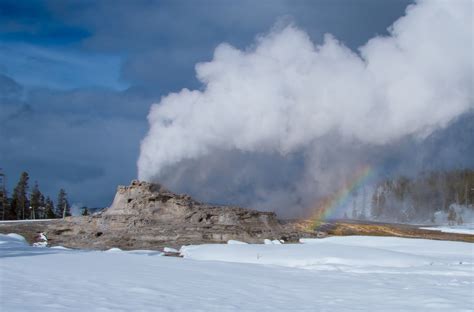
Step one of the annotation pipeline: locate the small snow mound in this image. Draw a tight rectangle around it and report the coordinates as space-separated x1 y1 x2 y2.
0 233 28 247
126 250 163 256
227 240 248 245
50 246 71 250
263 239 283 245
6 233 27 242
105 248 123 252
164 247 178 253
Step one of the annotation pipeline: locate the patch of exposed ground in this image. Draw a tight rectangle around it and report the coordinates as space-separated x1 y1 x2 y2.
288 219 474 243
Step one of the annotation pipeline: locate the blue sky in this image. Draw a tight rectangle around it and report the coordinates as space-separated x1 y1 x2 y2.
0 0 472 211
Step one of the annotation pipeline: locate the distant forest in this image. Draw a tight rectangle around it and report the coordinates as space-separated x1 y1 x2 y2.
368 169 474 224
0 171 89 220
2 169 473 223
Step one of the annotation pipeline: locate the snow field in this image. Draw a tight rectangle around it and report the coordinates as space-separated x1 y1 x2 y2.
1 234 473 311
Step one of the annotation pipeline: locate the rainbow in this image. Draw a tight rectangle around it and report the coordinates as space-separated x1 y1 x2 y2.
308 165 374 229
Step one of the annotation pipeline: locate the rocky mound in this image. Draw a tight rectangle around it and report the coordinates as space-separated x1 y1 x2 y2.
29 180 308 250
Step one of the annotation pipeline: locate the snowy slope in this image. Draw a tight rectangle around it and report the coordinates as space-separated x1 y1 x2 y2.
0 234 473 311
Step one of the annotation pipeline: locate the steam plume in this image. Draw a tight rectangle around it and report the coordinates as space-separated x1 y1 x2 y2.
138 0 473 217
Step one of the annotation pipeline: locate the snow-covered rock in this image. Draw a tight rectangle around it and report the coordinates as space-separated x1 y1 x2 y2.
263 239 283 245
227 240 248 245
163 247 178 253
105 247 123 252
33 232 48 247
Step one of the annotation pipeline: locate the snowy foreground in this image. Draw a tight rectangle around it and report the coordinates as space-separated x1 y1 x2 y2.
1 234 473 312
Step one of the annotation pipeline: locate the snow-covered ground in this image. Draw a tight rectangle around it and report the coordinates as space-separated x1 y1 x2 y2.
419 224 474 235
0 234 473 311
0 219 55 223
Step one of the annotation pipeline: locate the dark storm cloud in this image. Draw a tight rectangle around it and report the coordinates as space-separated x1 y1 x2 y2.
45 0 412 92
0 74 22 98
0 74 148 207
0 0 89 44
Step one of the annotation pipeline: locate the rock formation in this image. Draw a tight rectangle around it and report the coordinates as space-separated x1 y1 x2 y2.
16 180 309 250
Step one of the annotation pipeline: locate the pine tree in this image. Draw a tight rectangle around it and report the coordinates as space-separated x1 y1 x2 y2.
30 182 42 220
11 172 29 220
464 182 469 206
351 199 357 219
57 189 71 218
0 187 9 220
361 186 367 219
38 194 46 219
44 197 56 219
359 207 366 220
371 186 386 219
81 207 89 216
447 207 457 226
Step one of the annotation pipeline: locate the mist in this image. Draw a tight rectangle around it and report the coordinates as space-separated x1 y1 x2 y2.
138 0 473 218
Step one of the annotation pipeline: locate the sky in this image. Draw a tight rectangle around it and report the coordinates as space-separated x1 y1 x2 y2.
0 0 472 215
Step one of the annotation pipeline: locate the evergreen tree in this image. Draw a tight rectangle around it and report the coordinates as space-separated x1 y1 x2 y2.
38 194 46 219
447 207 457 226
57 189 71 218
351 200 357 219
30 181 42 220
11 172 29 219
361 186 367 219
0 187 9 220
81 207 89 216
359 208 366 220
371 187 386 219
464 182 469 206
44 197 56 219
368 169 473 222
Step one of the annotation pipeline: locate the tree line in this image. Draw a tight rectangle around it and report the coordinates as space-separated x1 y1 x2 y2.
0 171 77 220
370 169 474 223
